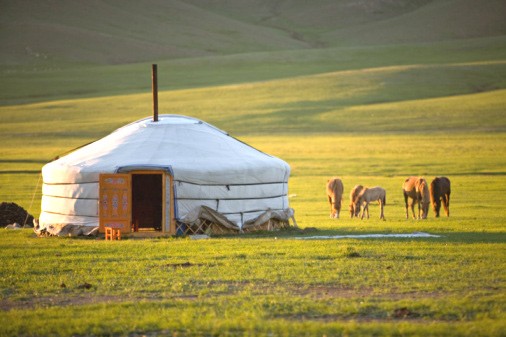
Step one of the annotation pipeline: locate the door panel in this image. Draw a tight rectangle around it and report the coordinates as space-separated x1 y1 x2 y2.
99 174 131 233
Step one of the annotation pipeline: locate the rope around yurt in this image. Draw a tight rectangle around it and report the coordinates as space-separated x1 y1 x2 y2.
23 173 42 227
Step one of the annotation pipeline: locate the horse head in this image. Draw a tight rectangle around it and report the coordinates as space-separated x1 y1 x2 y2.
353 188 367 217
417 178 430 219
330 199 340 218
350 202 361 218
349 185 364 218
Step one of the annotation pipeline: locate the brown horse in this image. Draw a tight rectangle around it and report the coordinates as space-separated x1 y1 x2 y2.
349 185 364 218
326 177 344 218
354 186 386 220
403 176 430 219
430 177 451 217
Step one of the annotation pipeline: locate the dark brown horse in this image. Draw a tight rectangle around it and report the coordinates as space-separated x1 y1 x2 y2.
349 184 364 218
429 177 451 217
326 177 344 218
403 176 430 219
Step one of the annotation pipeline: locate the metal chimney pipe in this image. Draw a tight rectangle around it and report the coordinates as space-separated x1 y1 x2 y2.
152 64 158 122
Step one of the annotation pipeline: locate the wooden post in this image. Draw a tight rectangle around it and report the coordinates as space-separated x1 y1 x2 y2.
152 64 158 122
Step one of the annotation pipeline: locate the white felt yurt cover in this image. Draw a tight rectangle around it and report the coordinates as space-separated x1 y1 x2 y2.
39 115 292 235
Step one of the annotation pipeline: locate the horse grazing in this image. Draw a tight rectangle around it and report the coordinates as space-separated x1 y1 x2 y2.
403 176 430 219
326 177 344 218
430 177 451 217
354 186 386 220
349 185 364 218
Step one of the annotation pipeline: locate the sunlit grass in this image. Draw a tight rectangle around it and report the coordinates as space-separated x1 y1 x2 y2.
0 229 505 336
1 34 505 337
1 129 505 336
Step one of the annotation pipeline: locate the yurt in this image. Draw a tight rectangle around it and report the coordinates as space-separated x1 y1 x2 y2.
37 114 295 236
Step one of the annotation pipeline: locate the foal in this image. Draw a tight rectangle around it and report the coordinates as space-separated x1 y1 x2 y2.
354 186 386 220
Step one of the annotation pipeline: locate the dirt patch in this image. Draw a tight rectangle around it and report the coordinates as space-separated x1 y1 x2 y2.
165 262 201 268
0 292 204 312
295 285 374 299
290 284 446 301
274 312 428 323
393 307 421 319
0 294 124 311
0 282 446 313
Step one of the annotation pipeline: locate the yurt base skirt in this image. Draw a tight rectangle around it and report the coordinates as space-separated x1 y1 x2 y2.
33 207 297 237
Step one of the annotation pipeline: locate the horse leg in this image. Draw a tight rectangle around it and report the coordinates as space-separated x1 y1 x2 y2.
382 195 386 220
328 196 334 218
360 202 367 220
434 199 441 217
443 193 450 217
410 202 415 219
379 200 385 220
404 192 409 219
336 200 341 219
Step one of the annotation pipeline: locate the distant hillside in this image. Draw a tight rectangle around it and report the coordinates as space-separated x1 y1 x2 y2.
1 0 505 66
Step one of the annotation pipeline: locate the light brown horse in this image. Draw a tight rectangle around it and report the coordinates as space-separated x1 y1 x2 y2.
403 176 430 219
349 185 364 218
326 177 344 218
354 186 386 220
430 177 451 217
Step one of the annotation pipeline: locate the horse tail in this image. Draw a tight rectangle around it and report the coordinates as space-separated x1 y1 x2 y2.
383 194 386 206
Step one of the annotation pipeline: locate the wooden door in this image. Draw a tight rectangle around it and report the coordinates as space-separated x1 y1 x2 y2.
99 173 131 233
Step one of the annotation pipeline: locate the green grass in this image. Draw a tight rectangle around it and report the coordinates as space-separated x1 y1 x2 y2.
1 230 505 336
1 131 505 336
2 36 506 106
2 70 506 337
1 1 506 335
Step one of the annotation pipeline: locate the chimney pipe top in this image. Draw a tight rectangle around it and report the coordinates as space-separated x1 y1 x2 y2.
152 64 158 122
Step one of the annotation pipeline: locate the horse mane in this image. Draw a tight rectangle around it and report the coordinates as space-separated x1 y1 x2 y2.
327 177 343 192
416 178 430 203
350 185 364 202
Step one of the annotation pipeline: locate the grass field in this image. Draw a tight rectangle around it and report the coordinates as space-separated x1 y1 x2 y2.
1 131 505 336
1 1 506 336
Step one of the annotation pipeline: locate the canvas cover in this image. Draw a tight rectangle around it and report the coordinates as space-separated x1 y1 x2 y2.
39 115 291 235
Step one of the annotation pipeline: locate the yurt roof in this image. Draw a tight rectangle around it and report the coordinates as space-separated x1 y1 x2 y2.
42 114 290 185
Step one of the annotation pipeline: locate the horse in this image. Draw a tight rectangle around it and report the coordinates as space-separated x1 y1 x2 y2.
430 177 451 217
403 176 430 219
354 186 386 220
326 177 344 218
349 184 364 218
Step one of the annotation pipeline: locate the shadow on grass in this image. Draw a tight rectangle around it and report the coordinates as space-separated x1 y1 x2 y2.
215 227 506 243
27 227 506 244
0 170 41 174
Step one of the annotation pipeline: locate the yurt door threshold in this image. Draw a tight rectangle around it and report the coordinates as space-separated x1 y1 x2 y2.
99 170 173 236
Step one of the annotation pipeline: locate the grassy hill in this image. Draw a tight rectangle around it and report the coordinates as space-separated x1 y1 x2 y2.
1 2 506 336
2 0 505 66
1 0 506 105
